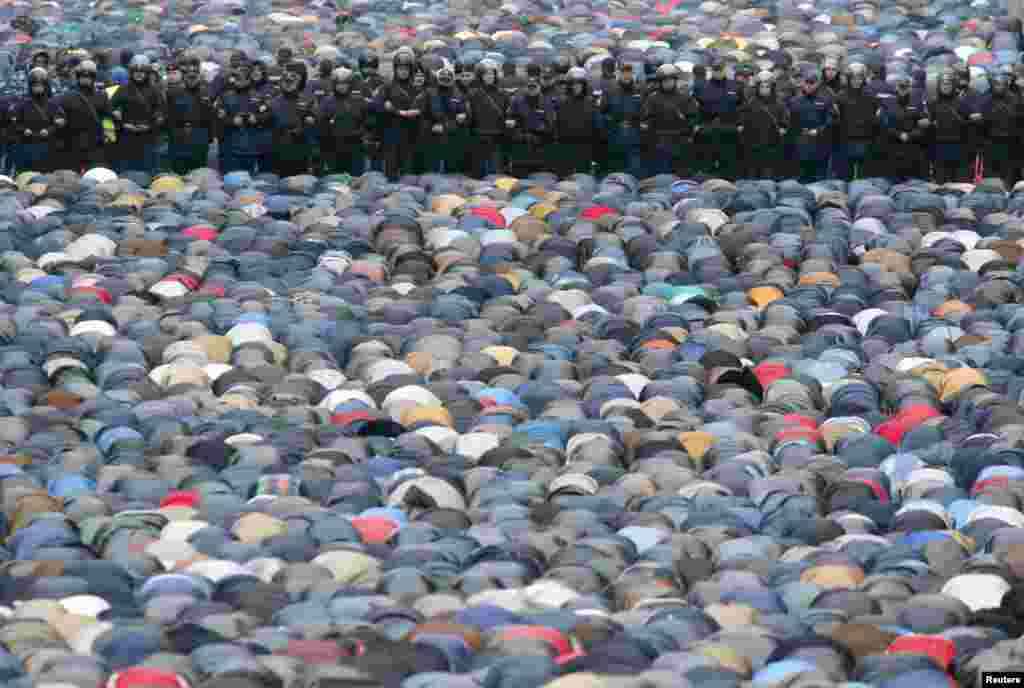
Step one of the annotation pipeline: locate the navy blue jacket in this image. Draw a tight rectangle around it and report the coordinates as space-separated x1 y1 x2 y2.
165 82 214 147
216 88 272 156
788 90 834 159
603 83 646 147
698 77 742 126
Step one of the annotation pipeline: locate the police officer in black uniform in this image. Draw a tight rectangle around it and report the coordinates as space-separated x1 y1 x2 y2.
927 70 972 183
110 55 163 174
739 71 789 179
835 63 880 180
455 56 477 95
878 72 929 182
641 63 699 177
602 61 646 179
215 60 271 174
376 48 424 179
696 55 742 178
787 66 834 183
319 67 369 176
553 66 601 177
9 67 66 172
165 51 215 175
269 61 316 177
58 59 109 172
506 63 556 177
981 65 1021 188
424 61 472 174
467 59 508 178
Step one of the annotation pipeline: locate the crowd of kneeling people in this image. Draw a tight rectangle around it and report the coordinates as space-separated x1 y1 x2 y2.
4 44 1024 185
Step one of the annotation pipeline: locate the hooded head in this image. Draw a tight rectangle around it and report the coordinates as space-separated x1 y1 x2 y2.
393 50 414 82
541 63 557 89
525 63 542 97
476 59 499 87
281 61 307 95
435 62 455 89
318 57 334 79
32 50 50 71
179 52 202 88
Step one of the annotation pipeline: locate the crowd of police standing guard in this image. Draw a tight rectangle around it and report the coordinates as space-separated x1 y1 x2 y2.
3 45 1024 186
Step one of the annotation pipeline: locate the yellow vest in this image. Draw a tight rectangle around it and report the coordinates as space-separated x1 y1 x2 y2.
103 85 118 143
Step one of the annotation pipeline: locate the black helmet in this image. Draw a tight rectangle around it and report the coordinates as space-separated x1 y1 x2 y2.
359 53 380 70
601 55 616 75
526 63 542 79
555 54 573 75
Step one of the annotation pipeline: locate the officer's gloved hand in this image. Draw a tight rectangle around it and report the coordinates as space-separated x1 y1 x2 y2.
918 118 930 127
900 132 909 142
54 117 66 128
737 125 744 133
233 115 243 127
505 119 516 128
778 128 786 136
431 123 443 134
970 112 983 121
